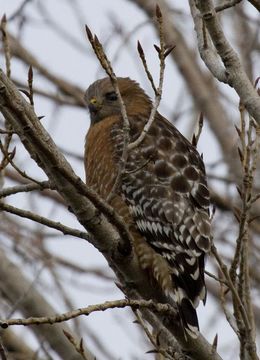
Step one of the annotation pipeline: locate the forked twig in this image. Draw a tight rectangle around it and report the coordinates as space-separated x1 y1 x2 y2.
133 310 174 360
128 5 175 151
0 140 42 185
0 202 91 242
63 331 90 360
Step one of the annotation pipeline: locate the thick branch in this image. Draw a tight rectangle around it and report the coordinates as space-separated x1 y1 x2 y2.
247 0 260 11
194 0 260 124
189 0 227 82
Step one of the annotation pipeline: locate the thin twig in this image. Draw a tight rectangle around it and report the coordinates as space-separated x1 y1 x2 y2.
230 104 246 281
0 140 42 185
0 299 174 328
7 265 45 318
211 244 256 352
205 270 227 286
63 331 90 360
0 202 90 242
215 0 243 12
219 281 239 336
0 181 51 198
8 0 32 21
14 78 80 107
137 41 157 94
228 104 259 359
0 14 11 78
134 310 174 360
128 5 170 151
28 65 34 106
0 341 7 360
0 128 14 135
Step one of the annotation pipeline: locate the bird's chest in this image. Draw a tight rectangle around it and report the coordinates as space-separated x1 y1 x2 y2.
84 118 122 199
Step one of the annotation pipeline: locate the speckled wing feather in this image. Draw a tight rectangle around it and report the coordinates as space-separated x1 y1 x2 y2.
111 112 211 335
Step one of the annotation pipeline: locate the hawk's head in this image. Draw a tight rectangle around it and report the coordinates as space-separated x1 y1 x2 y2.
84 77 152 124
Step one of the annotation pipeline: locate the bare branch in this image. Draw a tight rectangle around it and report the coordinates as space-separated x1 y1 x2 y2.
0 299 174 328
137 40 157 94
8 0 32 21
215 0 243 12
211 245 258 359
247 0 260 11
133 310 177 360
0 180 50 198
0 202 90 242
128 5 169 150
0 15 11 78
194 0 260 124
63 331 92 360
0 341 7 360
189 1 227 82
0 140 43 185
27 65 34 106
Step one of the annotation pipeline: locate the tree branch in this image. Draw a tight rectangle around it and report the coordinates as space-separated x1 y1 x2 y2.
194 0 260 124
0 180 50 198
247 0 260 11
0 202 90 241
0 299 174 327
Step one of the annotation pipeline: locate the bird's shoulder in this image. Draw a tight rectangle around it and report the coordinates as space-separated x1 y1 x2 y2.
125 114 208 198
120 112 211 239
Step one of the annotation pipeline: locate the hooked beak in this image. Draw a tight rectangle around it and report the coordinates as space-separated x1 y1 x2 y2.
88 97 102 114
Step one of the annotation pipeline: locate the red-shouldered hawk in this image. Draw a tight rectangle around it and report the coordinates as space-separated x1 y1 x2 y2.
84 77 211 338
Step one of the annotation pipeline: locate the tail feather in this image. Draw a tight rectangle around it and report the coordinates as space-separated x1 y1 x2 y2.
179 298 199 339
168 253 206 337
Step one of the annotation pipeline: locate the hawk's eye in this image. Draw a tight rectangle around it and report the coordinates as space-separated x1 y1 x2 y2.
105 91 118 101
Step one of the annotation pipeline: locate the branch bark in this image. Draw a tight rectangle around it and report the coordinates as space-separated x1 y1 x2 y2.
193 0 260 124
